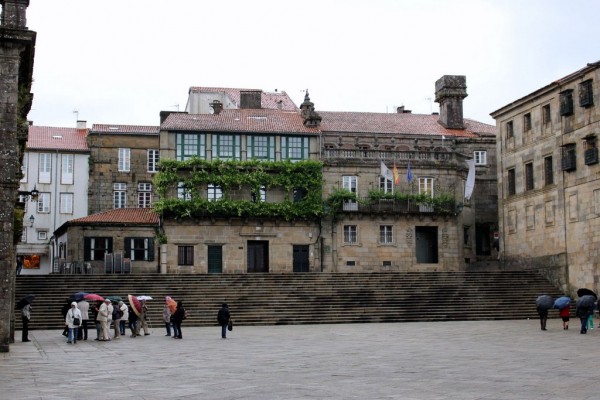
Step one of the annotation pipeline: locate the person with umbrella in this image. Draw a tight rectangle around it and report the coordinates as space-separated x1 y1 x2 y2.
217 303 231 339
554 296 571 330
77 298 90 341
135 299 150 336
17 294 34 342
536 295 553 331
576 295 596 334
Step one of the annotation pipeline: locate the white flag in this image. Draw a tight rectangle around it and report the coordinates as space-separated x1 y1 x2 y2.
380 161 393 181
464 159 476 200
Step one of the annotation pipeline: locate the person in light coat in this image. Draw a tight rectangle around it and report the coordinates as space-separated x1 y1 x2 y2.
77 299 90 341
119 301 129 336
97 298 111 341
65 302 82 344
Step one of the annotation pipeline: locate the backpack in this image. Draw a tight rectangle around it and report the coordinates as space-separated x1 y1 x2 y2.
112 306 122 320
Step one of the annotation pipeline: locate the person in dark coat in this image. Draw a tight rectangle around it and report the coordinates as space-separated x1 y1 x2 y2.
171 301 185 339
129 305 139 337
536 305 548 331
576 303 593 334
21 303 31 342
217 303 230 339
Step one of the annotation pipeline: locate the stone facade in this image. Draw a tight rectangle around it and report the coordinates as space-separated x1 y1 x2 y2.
491 61 600 294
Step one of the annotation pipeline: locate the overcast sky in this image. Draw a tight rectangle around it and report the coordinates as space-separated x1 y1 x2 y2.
22 0 600 128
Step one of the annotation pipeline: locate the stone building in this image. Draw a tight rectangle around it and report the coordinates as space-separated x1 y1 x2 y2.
17 122 90 274
491 61 600 293
0 0 36 352
87 124 160 214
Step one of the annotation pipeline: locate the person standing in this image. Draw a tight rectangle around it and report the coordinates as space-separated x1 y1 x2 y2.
577 302 592 334
171 301 185 339
118 301 128 336
98 298 111 341
77 299 90 341
217 303 230 339
138 300 150 336
560 304 570 330
112 301 121 339
21 303 31 342
536 304 548 331
65 302 82 344
129 305 138 337
163 303 172 336
16 256 23 276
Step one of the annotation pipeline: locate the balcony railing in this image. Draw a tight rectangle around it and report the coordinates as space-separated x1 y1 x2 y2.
323 149 455 162
340 197 458 215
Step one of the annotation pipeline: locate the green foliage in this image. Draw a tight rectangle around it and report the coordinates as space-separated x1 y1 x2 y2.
14 208 24 245
154 159 323 220
323 189 357 216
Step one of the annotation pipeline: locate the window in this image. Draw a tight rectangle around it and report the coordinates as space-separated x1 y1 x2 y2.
176 133 206 160
343 225 357 244
177 182 191 200
584 136 598 165
542 104 551 126
212 134 241 160
252 185 266 203
37 231 48 241
147 149 159 173
379 176 393 193
474 151 487 166
178 245 194 265
342 175 358 211
37 192 50 213
525 162 534 191
419 177 434 197
208 184 222 201
463 226 470 246
138 183 152 208
84 237 113 261
125 237 154 261
560 90 574 116
506 121 514 139
544 156 554 186
523 113 531 132
293 188 307 203
59 193 73 214
39 153 51 183
248 136 275 160
118 148 130 172
21 153 28 182
561 144 576 171
20 227 27 243
380 225 393 244
114 183 127 208
61 154 74 184
282 136 309 161
507 169 516 196
579 79 594 107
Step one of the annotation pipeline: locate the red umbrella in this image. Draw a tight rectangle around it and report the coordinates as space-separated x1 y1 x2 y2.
128 294 142 317
84 293 104 302
165 296 177 313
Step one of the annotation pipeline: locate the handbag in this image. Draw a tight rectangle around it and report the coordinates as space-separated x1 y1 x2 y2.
72 311 80 326
227 319 233 331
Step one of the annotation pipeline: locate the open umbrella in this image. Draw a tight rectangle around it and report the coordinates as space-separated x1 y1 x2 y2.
577 288 597 299
106 295 123 303
576 295 596 309
165 296 177 313
16 294 35 309
71 292 88 302
84 293 104 302
553 296 571 310
536 295 553 311
128 294 142 317
137 295 153 301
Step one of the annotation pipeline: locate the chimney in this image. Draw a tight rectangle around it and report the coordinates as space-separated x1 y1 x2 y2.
209 100 223 115
435 75 467 129
396 106 411 114
76 120 87 129
240 90 262 109
300 91 322 127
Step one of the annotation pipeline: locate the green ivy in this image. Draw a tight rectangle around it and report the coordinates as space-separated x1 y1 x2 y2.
154 159 323 220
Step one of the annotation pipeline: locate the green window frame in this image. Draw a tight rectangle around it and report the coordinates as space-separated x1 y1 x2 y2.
212 134 241 160
248 135 275 160
176 133 206 161
282 136 309 161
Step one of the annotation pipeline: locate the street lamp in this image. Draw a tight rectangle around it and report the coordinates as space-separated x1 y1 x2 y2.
18 185 39 202
28 214 35 227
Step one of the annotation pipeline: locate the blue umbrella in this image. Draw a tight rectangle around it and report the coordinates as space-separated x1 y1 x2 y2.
71 292 88 302
553 296 571 310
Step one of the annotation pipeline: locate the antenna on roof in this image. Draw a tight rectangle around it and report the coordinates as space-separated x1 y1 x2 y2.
425 97 433 114
172 104 180 111
73 109 79 121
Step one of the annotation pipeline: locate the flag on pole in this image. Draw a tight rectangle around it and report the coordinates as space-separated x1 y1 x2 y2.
406 161 413 183
393 162 400 185
464 159 476 200
380 161 393 181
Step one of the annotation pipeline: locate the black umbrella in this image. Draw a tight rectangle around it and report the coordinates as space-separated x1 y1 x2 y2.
536 295 553 310
16 294 35 310
577 288 597 299
576 295 596 309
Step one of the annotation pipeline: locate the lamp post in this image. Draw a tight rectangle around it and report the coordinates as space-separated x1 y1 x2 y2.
28 214 34 227
18 185 39 202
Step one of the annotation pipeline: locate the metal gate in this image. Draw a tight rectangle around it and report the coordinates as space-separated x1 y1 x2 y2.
207 245 223 274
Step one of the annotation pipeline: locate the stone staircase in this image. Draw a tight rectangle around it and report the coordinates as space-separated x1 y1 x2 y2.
14 271 565 330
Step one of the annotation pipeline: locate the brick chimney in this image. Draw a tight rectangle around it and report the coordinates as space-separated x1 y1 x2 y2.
240 90 262 109
435 75 467 129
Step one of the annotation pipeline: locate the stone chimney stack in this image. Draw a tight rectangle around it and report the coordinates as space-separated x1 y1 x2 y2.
209 100 223 115
434 75 467 129
300 91 322 127
76 120 87 129
0 0 30 29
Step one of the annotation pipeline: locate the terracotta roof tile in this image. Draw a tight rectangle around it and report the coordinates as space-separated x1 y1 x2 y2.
68 208 159 225
188 87 298 111
27 125 89 152
161 109 320 135
91 124 160 135
319 112 495 137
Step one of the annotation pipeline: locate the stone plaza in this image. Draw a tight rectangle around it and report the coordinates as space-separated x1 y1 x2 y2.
1 319 599 399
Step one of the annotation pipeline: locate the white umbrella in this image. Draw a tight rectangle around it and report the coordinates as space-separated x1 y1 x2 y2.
137 295 153 301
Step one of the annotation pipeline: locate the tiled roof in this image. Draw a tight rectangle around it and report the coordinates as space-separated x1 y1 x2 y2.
188 87 298 111
91 124 160 135
161 108 320 134
68 208 159 225
319 112 495 137
27 125 89 152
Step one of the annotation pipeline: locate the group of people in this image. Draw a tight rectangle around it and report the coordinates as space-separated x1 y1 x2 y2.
537 298 600 334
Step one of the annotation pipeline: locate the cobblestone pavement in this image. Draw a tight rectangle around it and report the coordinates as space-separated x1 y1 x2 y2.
1 319 600 399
